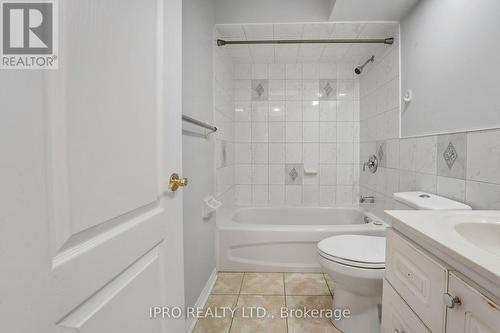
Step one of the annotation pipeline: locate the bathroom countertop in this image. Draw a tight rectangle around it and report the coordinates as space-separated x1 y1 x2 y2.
384 210 500 298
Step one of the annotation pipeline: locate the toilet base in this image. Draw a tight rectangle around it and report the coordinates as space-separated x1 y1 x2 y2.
330 286 381 333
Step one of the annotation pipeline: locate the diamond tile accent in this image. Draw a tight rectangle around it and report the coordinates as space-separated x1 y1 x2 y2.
443 142 458 169
323 83 333 97
255 83 265 97
251 79 269 101
285 164 303 185
377 144 384 162
319 79 337 101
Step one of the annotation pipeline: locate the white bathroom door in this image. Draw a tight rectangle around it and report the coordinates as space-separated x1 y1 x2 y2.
0 0 184 332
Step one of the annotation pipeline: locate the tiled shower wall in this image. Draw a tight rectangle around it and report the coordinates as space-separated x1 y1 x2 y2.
233 63 360 206
360 43 500 216
214 41 235 212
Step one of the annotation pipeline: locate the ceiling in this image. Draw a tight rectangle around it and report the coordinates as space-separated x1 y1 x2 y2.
329 0 419 21
216 22 399 64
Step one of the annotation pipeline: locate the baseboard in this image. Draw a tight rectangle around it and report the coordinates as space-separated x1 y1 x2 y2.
186 269 218 333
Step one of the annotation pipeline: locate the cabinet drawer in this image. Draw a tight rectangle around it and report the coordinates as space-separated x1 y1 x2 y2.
382 279 431 333
385 229 447 333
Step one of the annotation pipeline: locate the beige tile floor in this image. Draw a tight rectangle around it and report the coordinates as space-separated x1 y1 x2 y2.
193 272 341 333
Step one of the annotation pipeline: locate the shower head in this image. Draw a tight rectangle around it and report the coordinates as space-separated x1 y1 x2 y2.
354 55 375 75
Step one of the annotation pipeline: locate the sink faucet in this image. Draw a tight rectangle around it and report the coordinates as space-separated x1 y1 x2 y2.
360 196 375 203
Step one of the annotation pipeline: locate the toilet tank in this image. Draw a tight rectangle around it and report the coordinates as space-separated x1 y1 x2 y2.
393 192 472 210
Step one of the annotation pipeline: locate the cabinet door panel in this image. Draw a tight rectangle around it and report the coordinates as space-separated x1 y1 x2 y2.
386 229 447 333
446 273 500 333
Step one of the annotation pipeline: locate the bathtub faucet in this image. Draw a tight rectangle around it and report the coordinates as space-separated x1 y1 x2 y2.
360 196 375 203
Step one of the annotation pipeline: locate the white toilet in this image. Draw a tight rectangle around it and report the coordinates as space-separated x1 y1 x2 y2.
318 234 385 333
318 192 472 333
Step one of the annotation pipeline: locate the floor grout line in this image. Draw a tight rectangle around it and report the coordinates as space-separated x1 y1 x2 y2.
211 272 337 333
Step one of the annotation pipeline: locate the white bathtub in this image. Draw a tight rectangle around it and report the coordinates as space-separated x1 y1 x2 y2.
217 207 386 272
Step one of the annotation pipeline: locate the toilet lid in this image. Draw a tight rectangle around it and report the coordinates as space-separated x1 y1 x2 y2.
318 235 385 265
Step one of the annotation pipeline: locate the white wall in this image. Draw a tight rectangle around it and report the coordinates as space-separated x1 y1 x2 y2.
182 0 217 309
401 0 500 137
215 0 333 24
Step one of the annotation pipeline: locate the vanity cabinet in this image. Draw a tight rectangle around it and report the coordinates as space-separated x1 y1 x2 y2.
383 229 500 333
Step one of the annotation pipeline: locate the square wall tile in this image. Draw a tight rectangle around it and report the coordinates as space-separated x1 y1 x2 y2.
319 79 337 100
252 165 269 184
269 80 285 101
285 101 302 121
235 143 252 163
319 101 337 121
465 180 500 209
269 165 285 185
285 164 304 185
303 123 319 143
286 64 302 79
252 185 269 206
319 122 337 142
303 143 319 171
437 176 466 202
251 101 269 121
302 63 319 79
269 64 285 79
319 63 337 79
302 185 319 206
269 185 285 205
285 185 302 205
467 129 500 184
302 80 320 100
336 186 354 205
251 79 269 101
269 102 285 121
286 143 303 163
285 80 302 100
337 80 358 100
320 165 337 185
302 101 319 121
415 173 437 193
236 165 252 184
269 122 285 142
386 139 400 169
251 123 268 142
414 136 437 175
319 186 336 206
320 143 337 164
269 143 285 164
235 80 251 101
252 64 268 79
235 101 251 121
286 122 303 142
252 143 269 164
437 133 466 179
337 101 354 121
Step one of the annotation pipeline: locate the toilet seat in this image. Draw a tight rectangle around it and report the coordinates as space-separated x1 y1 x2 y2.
318 235 385 269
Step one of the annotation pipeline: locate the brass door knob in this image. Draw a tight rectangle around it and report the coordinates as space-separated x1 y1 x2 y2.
169 173 188 192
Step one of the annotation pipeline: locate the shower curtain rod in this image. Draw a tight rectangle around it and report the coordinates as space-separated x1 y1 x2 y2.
217 37 394 46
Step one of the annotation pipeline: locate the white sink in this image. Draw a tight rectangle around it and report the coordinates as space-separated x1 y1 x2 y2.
455 222 500 257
